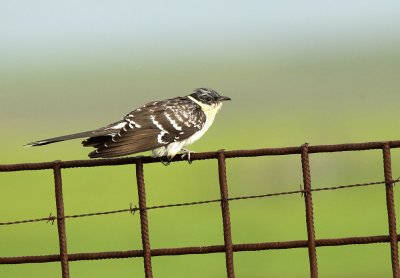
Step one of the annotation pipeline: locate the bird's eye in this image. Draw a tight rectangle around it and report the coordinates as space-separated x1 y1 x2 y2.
203 95 213 102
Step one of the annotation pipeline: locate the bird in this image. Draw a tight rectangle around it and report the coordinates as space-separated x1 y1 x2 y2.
26 88 231 162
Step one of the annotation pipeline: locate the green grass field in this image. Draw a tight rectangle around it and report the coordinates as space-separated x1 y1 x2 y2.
1 51 400 277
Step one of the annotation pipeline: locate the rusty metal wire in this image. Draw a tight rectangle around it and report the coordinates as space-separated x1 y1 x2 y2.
1 178 397 227
135 159 153 278
217 151 235 278
301 144 318 277
1 140 400 278
383 143 400 278
53 162 70 278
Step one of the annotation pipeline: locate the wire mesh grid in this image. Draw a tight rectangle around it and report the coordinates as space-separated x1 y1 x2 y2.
0 140 400 278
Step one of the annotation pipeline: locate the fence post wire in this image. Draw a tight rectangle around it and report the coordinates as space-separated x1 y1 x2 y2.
217 151 235 278
382 142 400 278
53 161 70 278
301 144 318 278
136 158 154 278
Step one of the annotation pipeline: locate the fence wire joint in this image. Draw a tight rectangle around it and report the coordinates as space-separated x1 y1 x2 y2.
300 184 305 198
130 203 138 215
46 213 56 225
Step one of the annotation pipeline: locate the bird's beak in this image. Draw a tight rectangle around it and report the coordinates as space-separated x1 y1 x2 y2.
219 96 231 101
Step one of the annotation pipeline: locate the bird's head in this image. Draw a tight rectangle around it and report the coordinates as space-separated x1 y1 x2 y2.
189 88 231 106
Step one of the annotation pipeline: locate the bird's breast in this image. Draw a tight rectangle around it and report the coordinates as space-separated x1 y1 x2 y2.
183 103 222 146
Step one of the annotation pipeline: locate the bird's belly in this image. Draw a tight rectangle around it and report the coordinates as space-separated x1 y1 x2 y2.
152 146 167 157
152 141 186 159
151 127 210 159
182 124 211 146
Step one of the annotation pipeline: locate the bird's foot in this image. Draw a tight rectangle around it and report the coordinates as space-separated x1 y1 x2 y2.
159 156 171 166
180 148 195 164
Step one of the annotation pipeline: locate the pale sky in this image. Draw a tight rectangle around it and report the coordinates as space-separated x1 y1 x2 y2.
1 0 399 55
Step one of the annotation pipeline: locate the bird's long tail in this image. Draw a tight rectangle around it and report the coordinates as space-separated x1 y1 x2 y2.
25 130 99 147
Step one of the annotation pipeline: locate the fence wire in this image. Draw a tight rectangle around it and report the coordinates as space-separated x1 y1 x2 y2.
0 140 400 278
0 178 398 227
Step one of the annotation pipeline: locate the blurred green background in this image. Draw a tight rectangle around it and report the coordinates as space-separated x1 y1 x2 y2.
1 1 400 277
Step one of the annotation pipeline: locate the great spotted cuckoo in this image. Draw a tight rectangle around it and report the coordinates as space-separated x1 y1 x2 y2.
26 88 231 163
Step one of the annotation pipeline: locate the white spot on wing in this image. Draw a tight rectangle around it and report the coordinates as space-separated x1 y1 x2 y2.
109 122 126 130
150 115 169 144
174 111 184 122
126 118 142 128
164 112 182 131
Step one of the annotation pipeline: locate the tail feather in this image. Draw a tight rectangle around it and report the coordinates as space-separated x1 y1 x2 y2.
25 130 100 147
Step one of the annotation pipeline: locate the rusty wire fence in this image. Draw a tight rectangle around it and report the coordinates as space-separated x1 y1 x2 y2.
0 140 400 278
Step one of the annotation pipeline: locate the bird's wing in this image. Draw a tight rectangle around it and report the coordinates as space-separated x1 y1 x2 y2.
88 97 206 158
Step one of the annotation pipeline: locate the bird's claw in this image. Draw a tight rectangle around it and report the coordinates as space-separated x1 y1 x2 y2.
159 157 171 166
159 149 195 165
181 149 194 164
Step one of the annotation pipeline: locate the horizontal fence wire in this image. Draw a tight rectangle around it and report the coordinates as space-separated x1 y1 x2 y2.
1 140 400 278
0 178 398 227
2 140 400 172
2 234 400 264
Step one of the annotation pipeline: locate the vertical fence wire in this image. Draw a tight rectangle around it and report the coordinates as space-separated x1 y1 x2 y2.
382 143 400 278
53 161 70 278
136 158 153 278
300 144 318 278
217 151 235 278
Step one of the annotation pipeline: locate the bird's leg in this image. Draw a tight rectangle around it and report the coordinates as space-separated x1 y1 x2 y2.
180 148 195 164
159 156 171 166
